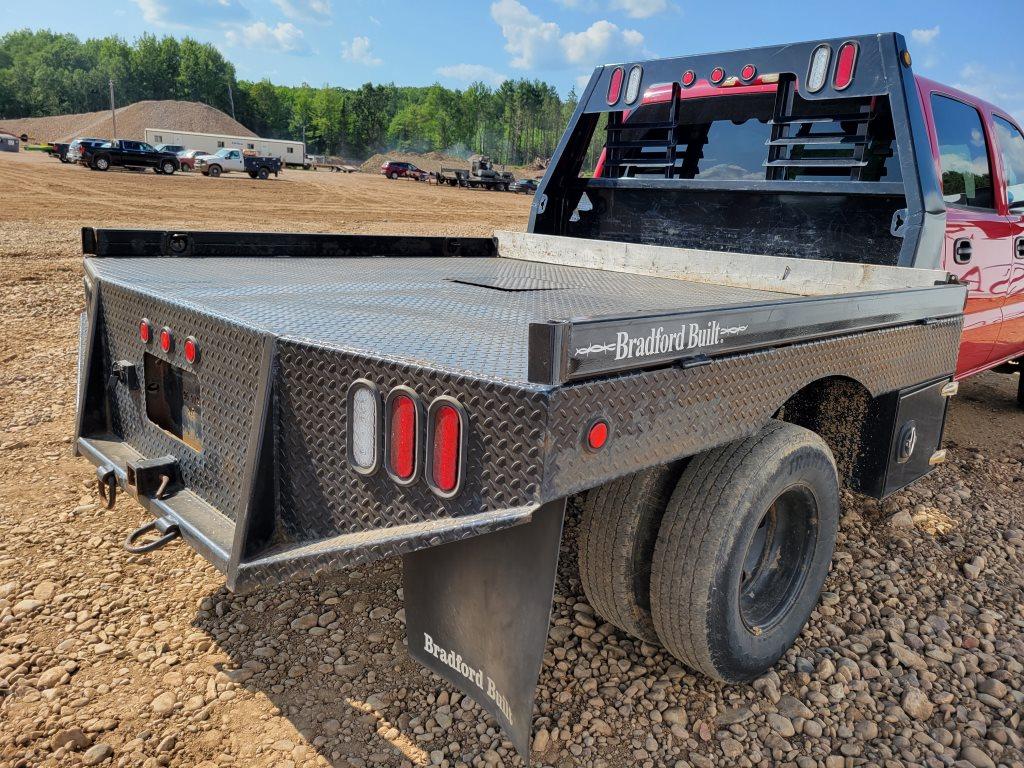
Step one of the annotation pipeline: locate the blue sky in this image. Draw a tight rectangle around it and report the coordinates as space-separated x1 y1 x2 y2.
7 0 1024 121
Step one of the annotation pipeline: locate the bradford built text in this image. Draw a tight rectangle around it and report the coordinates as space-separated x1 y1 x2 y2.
614 320 746 361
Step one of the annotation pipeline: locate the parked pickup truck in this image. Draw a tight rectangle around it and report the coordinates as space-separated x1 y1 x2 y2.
195 148 282 179
74 34 1022 758
81 140 180 174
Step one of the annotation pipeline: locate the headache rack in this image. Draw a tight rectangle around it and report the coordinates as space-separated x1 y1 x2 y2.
531 33 946 270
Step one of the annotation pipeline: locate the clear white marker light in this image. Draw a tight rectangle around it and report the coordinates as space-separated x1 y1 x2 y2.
351 386 378 469
624 66 643 105
807 45 831 93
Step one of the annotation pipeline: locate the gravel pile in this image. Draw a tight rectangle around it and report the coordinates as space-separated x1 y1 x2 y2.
0 100 256 143
1 159 1022 767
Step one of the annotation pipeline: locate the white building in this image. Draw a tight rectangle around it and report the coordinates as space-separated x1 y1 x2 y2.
144 128 306 166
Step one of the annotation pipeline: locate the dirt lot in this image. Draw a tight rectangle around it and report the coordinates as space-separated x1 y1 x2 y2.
1 150 1022 768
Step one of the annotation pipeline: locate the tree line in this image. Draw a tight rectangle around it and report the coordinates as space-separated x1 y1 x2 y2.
0 29 582 164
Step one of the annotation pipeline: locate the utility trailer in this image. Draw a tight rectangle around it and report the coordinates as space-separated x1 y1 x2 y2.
437 155 515 190
76 34 969 758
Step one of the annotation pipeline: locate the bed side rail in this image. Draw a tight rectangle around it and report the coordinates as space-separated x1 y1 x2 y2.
81 227 498 259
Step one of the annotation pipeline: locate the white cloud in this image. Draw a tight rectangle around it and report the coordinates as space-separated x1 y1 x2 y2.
436 63 508 86
910 26 940 45
342 36 382 66
609 0 667 18
953 63 1024 125
273 0 332 22
225 21 309 54
490 0 644 70
132 0 250 28
369 15 381 26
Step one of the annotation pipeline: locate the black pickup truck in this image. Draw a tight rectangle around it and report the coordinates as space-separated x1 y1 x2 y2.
81 139 180 174
75 34 970 758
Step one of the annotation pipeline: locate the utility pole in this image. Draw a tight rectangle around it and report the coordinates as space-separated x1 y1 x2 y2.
109 78 117 141
227 80 236 120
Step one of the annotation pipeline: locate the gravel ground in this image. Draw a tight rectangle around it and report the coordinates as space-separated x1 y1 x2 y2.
1 151 1023 768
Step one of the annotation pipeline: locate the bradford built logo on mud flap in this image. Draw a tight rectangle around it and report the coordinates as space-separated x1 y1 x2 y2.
576 320 748 361
423 633 514 725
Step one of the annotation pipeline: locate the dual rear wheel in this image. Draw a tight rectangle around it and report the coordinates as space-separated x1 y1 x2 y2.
579 420 839 682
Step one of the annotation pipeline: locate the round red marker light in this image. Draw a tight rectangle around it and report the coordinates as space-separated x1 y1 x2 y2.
740 64 756 81
681 69 696 87
587 420 609 451
710 67 725 85
183 336 199 364
159 327 173 353
139 319 152 343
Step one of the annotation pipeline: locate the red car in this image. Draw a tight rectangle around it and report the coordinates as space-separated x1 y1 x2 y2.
176 149 208 172
380 161 429 180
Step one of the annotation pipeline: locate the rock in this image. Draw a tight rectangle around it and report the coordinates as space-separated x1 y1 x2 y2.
767 713 796 737
962 556 986 579
51 728 90 751
902 687 934 720
890 642 929 671
977 678 1007 699
82 743 114 765
663 707 687 726
33 580 57 601
889 510 914 528
151 691 176 716
959 745 996 768
777 695 813 720
290 614 317 630
12 599 42 615
37 665 67 688
721 738 743 759
533 727 550 752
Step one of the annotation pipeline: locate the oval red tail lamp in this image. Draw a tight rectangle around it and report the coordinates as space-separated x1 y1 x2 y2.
427 399 465 497
139 319 152 343
607 66 624 105
183 336 199 364
159 327 173 353
710 67 725 85
587 420 609 451
740 64 757 82
385 388 420 484
681 69 696 87
833 41 858 90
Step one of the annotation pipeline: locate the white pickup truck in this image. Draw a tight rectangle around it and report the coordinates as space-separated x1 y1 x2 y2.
195 148 282 180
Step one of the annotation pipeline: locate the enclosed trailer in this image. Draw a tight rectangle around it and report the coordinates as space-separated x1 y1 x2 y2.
144 128 307 168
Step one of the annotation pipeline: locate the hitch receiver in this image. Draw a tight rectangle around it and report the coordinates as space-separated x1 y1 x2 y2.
126 456 179 500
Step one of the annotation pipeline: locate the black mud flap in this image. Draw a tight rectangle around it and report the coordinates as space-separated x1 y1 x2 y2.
402 500 565 758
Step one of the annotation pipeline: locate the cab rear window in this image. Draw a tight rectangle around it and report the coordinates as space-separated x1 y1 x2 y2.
930 94 994 209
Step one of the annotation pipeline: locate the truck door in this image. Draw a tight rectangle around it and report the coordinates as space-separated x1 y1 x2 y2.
928 93 1012 377
990 114 1024 365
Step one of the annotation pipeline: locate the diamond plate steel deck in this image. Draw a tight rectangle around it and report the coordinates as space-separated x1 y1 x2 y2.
86 257 788 385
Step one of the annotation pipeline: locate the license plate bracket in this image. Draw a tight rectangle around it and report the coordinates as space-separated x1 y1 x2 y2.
143 352 202 450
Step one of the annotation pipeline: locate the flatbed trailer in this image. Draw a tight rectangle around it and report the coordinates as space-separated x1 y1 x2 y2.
75 33 976 758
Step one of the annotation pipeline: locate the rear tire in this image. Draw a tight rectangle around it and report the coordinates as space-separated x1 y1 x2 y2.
161 160 176 175
94 156 109 171
579 464 682 643
257 167 270 180
389 171 398 179
650 421 839 683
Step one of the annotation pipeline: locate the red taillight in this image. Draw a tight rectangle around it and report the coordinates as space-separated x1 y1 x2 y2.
740 64 756 82
710 67 725 85
387 391 417 481
607 67 624 105
681 70 696 87
833 41 858 91
139 319 152 343
430 404 462 494
183 336 199 364
587 420 609 451
159 327 173 353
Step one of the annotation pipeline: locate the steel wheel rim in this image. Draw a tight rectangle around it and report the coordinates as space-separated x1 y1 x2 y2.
738 484 818 633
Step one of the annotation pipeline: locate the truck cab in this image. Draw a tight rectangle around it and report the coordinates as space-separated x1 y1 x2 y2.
916 77 1024 377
